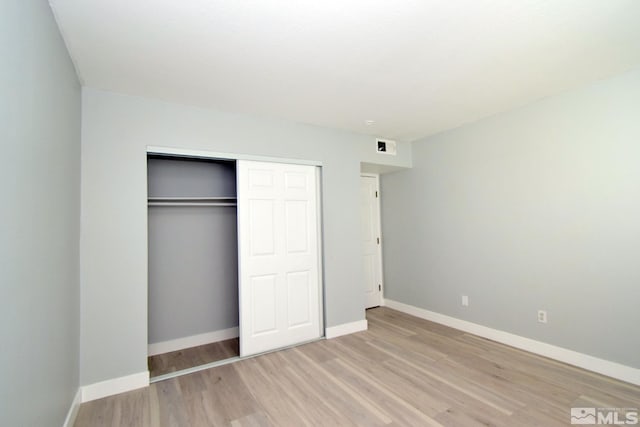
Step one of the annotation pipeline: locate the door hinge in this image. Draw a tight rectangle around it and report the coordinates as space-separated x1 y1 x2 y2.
375 191 378 198
377 237 380 244
378 284 381 291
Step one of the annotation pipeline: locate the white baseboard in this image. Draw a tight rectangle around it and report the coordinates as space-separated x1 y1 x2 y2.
384 299 640 386
148 327 239 356
325 319 368 339
62 388 81 427
81 371 149 403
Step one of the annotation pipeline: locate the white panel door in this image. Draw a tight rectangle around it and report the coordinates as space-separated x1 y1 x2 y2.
361 175 383 308
237 160 321 357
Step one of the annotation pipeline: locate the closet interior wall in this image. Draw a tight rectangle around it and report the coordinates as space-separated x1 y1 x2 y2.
147 155 239 355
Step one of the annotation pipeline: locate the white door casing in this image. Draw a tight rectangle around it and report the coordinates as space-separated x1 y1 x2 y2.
361 174 383 308
237 160 322 357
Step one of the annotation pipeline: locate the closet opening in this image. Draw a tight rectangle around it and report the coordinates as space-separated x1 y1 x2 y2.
147 154 240 379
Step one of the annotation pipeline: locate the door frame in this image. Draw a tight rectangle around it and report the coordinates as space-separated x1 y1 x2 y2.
361 173 384 308
145 146 326 359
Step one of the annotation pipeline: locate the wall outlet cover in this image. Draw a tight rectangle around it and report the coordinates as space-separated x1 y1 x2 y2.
537 310 548 323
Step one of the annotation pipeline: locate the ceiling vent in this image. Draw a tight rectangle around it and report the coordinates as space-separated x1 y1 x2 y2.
376 139 397 156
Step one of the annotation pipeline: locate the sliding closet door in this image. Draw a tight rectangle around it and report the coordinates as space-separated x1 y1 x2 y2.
237 160 322 357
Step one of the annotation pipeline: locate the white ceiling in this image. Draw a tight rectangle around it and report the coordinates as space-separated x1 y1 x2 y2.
50 0 640 141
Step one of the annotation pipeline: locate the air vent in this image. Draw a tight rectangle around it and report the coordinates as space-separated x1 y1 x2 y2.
376 139 397 155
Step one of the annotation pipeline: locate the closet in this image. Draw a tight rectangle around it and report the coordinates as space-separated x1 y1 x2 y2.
147 155 240 378
147 153 323 379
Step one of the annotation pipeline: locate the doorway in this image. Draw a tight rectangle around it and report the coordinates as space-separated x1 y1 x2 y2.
360 174 383 308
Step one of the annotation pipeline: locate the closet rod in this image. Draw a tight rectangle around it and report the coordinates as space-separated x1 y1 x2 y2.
147 197 237 201
148 202 237 207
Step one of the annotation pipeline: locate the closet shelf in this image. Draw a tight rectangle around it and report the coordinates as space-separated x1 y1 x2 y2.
148 196 237 207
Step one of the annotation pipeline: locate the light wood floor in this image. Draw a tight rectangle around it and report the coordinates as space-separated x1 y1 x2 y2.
75 307 639 426
149 338 239 378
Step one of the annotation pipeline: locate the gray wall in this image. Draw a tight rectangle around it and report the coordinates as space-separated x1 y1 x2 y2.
381 68 640 368
148 158 238 343
0 0 81 425
80 88 411 385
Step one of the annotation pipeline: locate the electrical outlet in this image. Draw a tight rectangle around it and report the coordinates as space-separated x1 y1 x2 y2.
537 310 548 323
462 295 469 306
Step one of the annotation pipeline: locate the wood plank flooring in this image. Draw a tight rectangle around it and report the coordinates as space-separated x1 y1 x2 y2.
149 338 239 378
75 307 640 426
